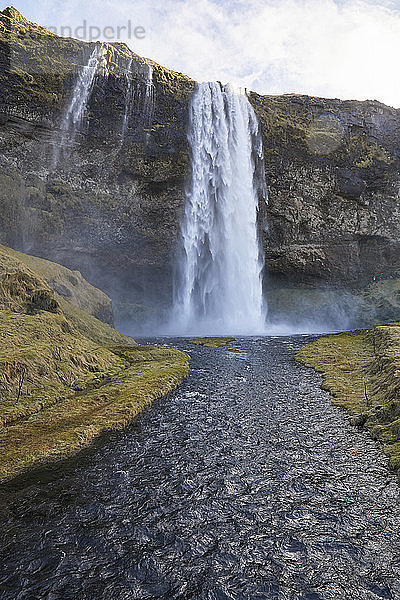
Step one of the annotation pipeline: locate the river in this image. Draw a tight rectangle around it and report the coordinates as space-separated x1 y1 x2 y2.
1 336 399 599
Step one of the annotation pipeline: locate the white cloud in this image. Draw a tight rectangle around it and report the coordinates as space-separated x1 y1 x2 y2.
14 0 400 106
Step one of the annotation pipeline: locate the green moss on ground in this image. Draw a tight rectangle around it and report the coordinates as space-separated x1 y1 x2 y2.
0 244 189 483
296 325 400 478
190 337 233 348
0 344 189 482
189 337 243 353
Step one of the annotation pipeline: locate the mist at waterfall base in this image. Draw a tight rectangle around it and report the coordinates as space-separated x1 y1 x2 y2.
117 282 378 337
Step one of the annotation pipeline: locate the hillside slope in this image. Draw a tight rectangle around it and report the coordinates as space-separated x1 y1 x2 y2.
0 244 189 482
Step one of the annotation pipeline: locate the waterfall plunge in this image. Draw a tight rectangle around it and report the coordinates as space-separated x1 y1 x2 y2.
172 82 267 335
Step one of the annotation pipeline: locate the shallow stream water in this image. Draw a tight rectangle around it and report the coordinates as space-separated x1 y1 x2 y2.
1 336 400 599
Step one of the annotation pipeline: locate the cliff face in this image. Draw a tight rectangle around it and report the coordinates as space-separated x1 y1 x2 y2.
1 7 400 327
250 93 400 286
0 7 194 323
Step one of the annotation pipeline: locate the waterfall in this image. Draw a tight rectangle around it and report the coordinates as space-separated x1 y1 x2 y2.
171 82 267 335
53 46 99 167
144 63 155 128
120 60 154 146
121 58 133 139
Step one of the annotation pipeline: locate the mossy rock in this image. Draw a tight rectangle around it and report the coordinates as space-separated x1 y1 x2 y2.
190 337 233 348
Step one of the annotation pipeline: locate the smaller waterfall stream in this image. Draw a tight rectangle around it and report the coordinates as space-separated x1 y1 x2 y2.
53 46 99 167
121 59 133 139
120 60 154 146
62 46 99 131
144 63 155 128
172 82 267 335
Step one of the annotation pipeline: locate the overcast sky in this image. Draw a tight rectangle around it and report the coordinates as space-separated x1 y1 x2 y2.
11 0 400 107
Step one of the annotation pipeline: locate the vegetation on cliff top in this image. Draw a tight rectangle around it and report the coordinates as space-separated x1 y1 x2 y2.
248 91 396 173
0 244 189 483
0 6 194 113
296 325 400 478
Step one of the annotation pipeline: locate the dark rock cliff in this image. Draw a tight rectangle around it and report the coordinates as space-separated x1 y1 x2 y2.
250 92 400 287
1 7 400 327
0 7 194 325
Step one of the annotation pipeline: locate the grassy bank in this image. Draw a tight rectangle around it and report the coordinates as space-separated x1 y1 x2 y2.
0 245 189 483
0 344 189 482
296 325 400 477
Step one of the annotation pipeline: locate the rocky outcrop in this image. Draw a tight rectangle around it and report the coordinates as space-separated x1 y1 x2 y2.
1 7 400 327
1 244 114 324
0 242 133 346
251 93 400 287
0 7 194 325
